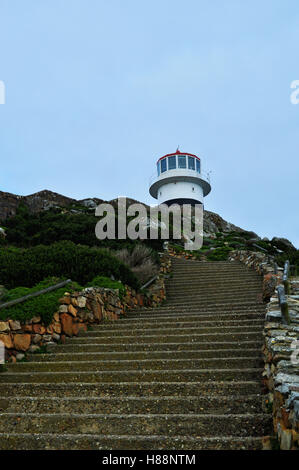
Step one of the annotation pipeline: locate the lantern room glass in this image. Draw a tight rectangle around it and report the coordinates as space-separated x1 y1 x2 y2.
161 158 167 173
168 155 176 170
178 155 186 168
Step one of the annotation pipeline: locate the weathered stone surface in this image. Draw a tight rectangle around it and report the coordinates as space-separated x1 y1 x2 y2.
31 316 41 323
59 305 68 313
8 320 21 331
59 296 71 305
60 313 73 336
0 333 13 349
0 322 10 333
68 304 77 317
32 334 42 344
13 334 31 351
28 345 40 353
77 296 86 308
16 353 25 361
53 322 61 334
32 324 46 335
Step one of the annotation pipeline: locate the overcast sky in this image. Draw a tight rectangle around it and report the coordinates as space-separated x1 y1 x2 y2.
0 1 298 246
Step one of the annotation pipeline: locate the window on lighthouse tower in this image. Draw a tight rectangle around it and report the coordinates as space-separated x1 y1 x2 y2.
178 155 186 168
188 156 195 170
168 155 176 170
196 159 201 173
161 158 167 173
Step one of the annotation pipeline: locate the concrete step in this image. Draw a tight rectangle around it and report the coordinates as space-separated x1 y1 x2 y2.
0 433 266 450
0 412 273 437
0 380 263 398
167 285 262 291
128 305 266 315
116 313 264 331
127 308 265 319
80 325 263 338
162 301 263 308
27 348 262 362
0 368 263 384
50 340 263 353
90 319 264 330
10 357 263 373
66 331 263 344
165 293 262 300
0 395 264 415
169 270 261 276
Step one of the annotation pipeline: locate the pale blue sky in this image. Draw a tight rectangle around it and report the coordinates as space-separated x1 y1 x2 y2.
0 1 298 246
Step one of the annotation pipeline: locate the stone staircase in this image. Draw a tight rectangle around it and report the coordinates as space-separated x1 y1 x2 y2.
0 258 273 450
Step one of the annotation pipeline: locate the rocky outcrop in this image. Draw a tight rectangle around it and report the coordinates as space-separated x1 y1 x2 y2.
0 190 76 220
203 210 246 237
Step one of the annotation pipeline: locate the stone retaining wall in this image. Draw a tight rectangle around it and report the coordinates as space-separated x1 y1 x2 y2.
0 254 171 362
229 250 299 450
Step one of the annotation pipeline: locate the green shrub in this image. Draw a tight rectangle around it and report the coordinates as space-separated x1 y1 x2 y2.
206 246 233 261
0 279 81 325
87 275 126 297
0 241 139 291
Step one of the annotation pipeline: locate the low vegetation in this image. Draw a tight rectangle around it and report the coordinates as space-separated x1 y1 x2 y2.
0 278 82 325
0 241 140 290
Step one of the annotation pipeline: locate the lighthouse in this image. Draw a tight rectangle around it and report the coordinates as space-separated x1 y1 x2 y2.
149 149 211 206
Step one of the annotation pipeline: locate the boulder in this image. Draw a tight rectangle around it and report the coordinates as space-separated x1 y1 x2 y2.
68 304 77 317
13 334 31 351
8 320 21 331
0 333 13 349
60 313 73 336
0 322 10 333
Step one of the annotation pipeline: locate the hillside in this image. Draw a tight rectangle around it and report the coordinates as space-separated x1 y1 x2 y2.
0 189 297 273
0 188 271 237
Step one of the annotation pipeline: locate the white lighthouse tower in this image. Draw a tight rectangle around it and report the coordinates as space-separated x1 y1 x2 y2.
149 149 211 206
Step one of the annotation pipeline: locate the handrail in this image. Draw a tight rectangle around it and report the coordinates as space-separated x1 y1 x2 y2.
141 275 158 290
0 279 72 310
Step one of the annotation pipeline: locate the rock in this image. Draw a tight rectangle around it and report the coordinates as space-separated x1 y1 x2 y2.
13 334 31 352
0 322 10 333
91 301 102 321
31 316 41 323
59 305 68 313
23 324 33 332
280 428 293 450
60 313 73 336
32 324 46 335
16 353 25 361
0 333 13 349
68 304 77 317
32 334 42 344
72 323 80 336
52 333 60 342
272 237 296 252
53 322 61 334
8 320 21 331
28 345 40 353
42 335 53 342
77 296 86 308
53 312 60 322
59 296 71 305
